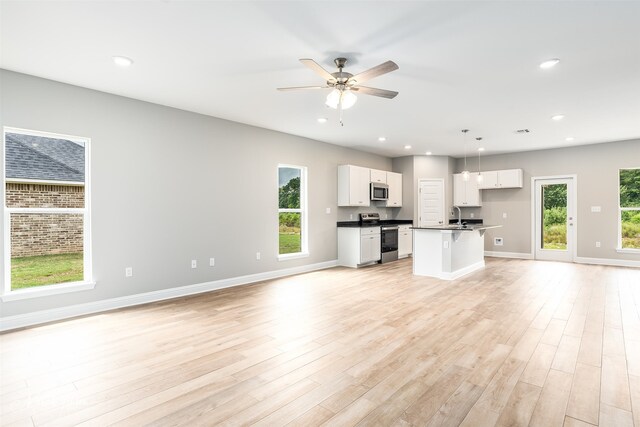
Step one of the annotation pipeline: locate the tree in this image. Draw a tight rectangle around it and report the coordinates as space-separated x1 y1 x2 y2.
279 177 300 209
620 169 640 207
543 184 567 209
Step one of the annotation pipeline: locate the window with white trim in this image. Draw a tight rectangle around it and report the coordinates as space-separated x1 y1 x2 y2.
278 165 307 258
3 128 92 294
619 168 640 250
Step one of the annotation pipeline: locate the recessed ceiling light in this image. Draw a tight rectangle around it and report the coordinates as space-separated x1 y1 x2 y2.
425 151 432 156
317 117 328 124
478 147 485 152
378 137 386 142
112 56 134 67
566 137 575 142
404 145 412 150
551 115 565 121
539 58 560 69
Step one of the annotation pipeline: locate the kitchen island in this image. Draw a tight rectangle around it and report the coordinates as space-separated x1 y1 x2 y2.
412 224 501 280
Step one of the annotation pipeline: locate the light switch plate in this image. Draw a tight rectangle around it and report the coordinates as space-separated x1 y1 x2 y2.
502 212 508 219
591 206 602 213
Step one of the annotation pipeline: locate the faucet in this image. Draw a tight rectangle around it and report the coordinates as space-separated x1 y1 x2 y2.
453 206 462 226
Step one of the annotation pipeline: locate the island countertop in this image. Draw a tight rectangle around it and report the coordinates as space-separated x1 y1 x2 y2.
411 224 502 231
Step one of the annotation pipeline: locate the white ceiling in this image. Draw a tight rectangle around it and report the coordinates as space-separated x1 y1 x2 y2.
2 1 640 158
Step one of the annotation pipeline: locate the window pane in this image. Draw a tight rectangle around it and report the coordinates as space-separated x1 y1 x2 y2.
5 133 85 207
278 167 301 209
541 184 567 250
279 212 301 254
621 210 640 249
620 169 640 208
10 213 84 290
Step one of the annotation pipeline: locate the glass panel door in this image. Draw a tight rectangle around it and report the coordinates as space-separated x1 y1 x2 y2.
534 177 575 262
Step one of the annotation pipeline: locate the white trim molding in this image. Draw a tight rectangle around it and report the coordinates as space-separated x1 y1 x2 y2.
438 260 485 281
484 251 534 260
575 257 640 268
0 260 337 332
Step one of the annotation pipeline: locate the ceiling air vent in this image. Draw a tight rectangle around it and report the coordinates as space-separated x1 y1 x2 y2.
516 129 530 134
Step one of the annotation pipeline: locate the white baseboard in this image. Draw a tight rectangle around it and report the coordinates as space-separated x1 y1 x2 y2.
484 251 534 259
439 260 485 280
575 256 640 268
0 260 338 332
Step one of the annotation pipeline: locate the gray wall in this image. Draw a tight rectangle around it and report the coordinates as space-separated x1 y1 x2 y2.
393 155 456 225
454 140 640 260
0 70 392 318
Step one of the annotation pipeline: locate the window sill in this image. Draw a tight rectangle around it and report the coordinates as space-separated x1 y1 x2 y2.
616 248 640 254
1 281 96 302
278 252 310 261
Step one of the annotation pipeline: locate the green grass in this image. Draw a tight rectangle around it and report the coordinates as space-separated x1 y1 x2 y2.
11 253 83 290
622 218 640 249
543 223 567 250
279 230 301 254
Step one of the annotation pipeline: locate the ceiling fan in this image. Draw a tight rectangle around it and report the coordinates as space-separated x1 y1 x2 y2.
277 58 399 113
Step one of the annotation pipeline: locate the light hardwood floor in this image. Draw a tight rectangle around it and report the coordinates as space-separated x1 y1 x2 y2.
1 258 640 426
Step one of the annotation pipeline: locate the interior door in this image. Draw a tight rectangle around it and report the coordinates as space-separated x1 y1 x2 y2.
534 177 575 262
419 179 445 227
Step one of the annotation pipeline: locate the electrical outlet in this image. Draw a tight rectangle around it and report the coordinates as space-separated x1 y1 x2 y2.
191 260 197 269
256 252 261 260
125 267 133 277
350 214 353 220
470 213 475 218
494 237 504 246
596 241 601 248
502 212 508 219
209 257 215 267
326 207 331 214
443 241 449 249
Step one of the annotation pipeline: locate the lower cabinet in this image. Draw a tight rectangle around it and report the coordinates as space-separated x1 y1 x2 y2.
398 225 413 258
338 226 381 268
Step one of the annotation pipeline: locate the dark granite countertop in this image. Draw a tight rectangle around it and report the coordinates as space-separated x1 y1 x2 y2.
337 219 413 228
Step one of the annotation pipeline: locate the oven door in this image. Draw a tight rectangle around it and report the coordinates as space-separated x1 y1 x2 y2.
380 226 399 263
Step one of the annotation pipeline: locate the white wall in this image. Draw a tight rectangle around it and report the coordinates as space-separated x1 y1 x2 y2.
0 70 393 318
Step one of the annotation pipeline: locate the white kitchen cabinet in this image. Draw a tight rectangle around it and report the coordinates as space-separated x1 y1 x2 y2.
338 165 370 207
398 224 413 258
386 171 403 207
338 226 381 267
453 173 482 207
370 169 387 183
479 169 523 189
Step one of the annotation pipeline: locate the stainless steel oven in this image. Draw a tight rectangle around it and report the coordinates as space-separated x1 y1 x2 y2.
380 225 399 263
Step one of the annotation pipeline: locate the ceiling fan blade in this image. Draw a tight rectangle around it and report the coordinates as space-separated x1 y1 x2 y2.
277 86 329 91
352 86 398 99
299 59 337 82
349 61 399 84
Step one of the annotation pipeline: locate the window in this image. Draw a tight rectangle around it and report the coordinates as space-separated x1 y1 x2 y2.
619 168 640 251
278 165 307 258
3 128 92 297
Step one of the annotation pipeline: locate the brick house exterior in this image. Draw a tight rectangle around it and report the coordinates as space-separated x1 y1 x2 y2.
5 133 85 258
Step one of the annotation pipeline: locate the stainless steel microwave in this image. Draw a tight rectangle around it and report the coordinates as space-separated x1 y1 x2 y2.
370 182 389 201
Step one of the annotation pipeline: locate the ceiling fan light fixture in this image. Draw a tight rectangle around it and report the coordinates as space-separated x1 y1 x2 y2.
325 89 357 110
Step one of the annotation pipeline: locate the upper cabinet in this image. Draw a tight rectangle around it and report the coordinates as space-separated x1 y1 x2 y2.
479 169 523 189
370 169 387 183
338 165 402 207
453 173 482 207
338 165 370 207
386 172 402 207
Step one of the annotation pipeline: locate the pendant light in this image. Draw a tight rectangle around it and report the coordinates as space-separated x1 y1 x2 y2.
476 137 483 183
461 129 470 181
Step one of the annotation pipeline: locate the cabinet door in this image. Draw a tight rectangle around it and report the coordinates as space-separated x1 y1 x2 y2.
370 169 387 183
386 172 403 207
453 173 482 206
352 166 371 206
498 169 523 188
478 171 498 189
398 231 412 256
360 235 380 263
